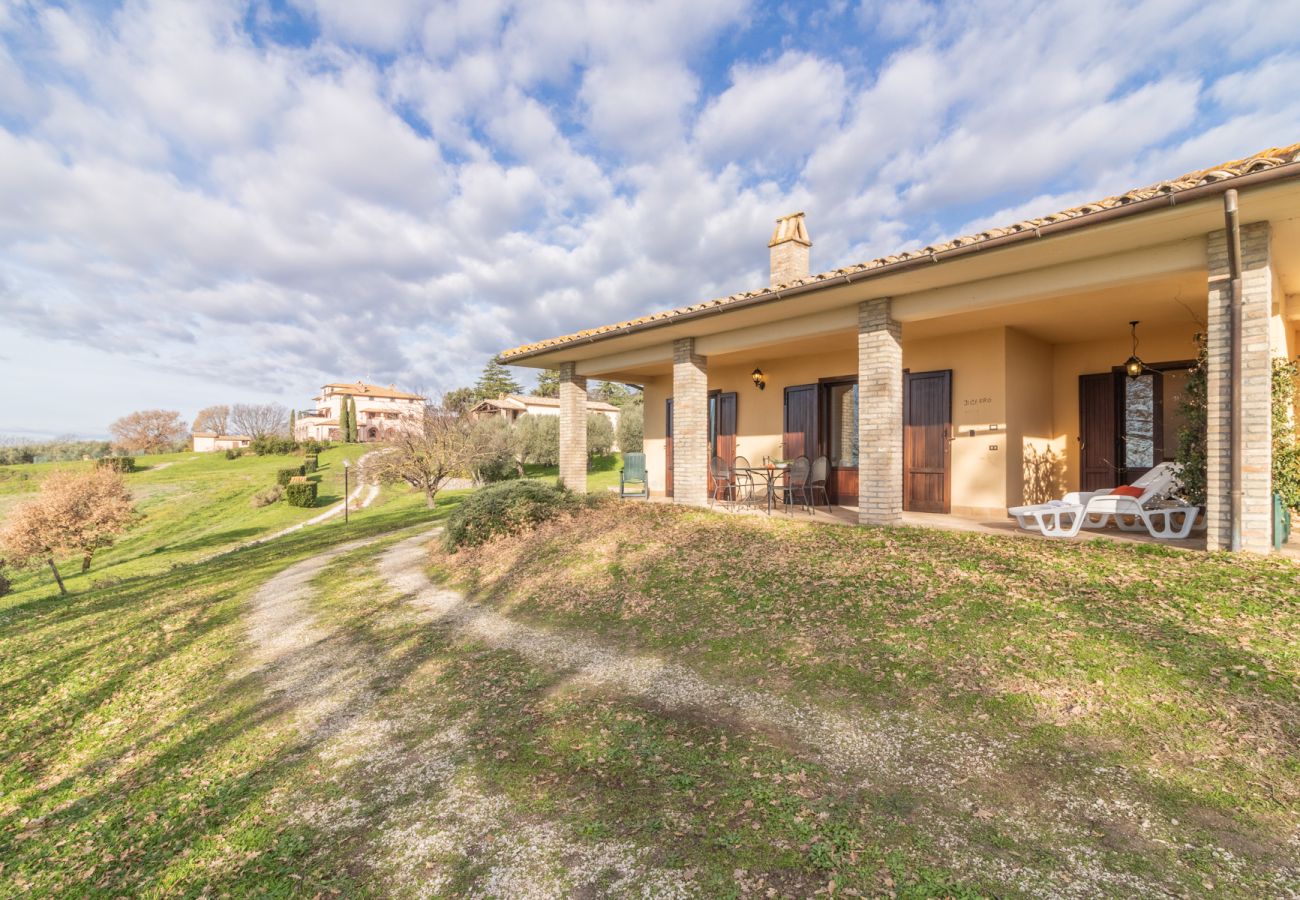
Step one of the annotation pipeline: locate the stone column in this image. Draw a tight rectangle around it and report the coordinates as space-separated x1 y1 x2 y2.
558 362 587 493
858 298 903 525
1206 222 1273 552
672 337 708 506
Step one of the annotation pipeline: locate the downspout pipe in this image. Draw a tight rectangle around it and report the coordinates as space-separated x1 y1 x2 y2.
1223 189 1244 553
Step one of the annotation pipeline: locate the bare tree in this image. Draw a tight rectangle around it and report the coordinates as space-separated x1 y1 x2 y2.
229 403 290 439
192 404 230 434
109 410 188 454
0 468 138 594
373 406 489 508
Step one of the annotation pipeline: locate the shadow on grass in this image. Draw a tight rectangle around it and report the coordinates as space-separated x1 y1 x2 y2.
0 503 453 895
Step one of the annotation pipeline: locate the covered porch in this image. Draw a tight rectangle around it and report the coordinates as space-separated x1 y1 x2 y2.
500 146 1300 554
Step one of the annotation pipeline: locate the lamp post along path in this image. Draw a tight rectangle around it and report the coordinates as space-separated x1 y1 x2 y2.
343 458 351 524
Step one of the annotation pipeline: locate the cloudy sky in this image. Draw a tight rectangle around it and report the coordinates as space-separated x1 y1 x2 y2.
2 0 1298 437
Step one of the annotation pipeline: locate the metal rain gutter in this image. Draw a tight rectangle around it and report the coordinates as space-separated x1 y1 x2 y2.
1223 189 1244 553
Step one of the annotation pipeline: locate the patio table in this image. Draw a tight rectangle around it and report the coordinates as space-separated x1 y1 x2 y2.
736 465 789 514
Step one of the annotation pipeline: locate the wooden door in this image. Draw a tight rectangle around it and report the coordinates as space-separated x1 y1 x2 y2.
903 370 951 513
783 384 818 461
665 398 673 498
821 378 859 503
1078 373 1116 491
716 392 737 463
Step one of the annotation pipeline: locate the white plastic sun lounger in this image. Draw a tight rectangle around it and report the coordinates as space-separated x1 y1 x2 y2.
1008 463 1198 540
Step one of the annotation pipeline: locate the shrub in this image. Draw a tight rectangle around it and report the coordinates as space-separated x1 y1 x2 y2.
96 456 135 473
587 412 614 457
302 439 331 455
251 485 283 508
302 455 318 474
443 480 586 551
1273 357 1300 513
276 466 305 487
252 436 299 456
224 448 242 460
285 482 318 508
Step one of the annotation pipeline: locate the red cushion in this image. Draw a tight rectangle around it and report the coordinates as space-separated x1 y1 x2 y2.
1110 485 1144 498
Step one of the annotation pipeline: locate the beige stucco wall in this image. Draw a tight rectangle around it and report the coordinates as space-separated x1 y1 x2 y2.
1005 328 1058 508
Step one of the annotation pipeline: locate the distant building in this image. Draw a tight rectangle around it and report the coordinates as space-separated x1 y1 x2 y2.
471 393 621 431
294 381 426 442
192 433 251 452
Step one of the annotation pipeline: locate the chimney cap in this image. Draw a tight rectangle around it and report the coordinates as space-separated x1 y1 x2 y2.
768 211 811 248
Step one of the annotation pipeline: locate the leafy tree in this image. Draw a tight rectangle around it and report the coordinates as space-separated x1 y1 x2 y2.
475 358 524 401
192 404 230 434
470 416 519 482
0 468 137 593
515 414 559 467
617 399 644 453
441 387 478 414
532 369 560 397
587 412 615 457
338 396 351 442
109 410 188 454
230 403 289 439
373 408 493 508
593 381 637 408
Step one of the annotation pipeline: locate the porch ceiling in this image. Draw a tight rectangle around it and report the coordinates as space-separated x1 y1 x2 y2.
901 270 1206 343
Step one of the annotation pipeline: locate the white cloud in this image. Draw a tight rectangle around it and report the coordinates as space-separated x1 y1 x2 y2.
695 52 847 171
2 0 1299 434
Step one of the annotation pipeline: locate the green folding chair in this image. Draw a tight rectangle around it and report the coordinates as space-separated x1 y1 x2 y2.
620 452 649 499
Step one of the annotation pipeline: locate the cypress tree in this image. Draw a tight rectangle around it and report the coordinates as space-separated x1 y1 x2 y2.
289 409 296 437
339 396 351 442
347 397 359 442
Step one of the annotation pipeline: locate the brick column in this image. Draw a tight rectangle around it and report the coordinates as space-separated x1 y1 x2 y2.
1206 222 1272 552
672 337 708 506
558 362 587 493
858 298 903 525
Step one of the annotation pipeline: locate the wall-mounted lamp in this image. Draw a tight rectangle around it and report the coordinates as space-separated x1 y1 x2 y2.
751 367 766 391
1123 320 1146 379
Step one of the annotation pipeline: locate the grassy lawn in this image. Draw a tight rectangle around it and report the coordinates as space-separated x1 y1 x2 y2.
0 451 449 896
5 452 1298 896
523 452 624 494
432 501 1300 896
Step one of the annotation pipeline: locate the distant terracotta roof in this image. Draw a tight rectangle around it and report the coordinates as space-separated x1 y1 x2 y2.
500 141 1300 360
321 381 425 400
192 432 250 441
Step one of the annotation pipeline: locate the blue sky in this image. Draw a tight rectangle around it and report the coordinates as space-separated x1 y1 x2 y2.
1 0 1298 438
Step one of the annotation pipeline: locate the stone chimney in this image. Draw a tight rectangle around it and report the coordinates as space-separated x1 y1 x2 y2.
769 211 811 286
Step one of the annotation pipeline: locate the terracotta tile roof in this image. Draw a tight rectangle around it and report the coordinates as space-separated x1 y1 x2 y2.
321 381 425 400
500 142 1300 360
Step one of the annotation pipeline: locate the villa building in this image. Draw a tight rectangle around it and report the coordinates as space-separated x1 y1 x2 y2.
499 143 1300 553
470 393 621 432
294 381 426 442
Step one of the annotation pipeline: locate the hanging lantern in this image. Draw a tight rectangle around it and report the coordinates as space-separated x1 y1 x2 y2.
1123 320 1145 379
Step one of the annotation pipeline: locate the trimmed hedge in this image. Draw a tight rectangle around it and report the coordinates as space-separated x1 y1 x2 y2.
96 456 134 473
276 466 305 486
443 480 587 551
302 456 318 474
285 482 317 507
